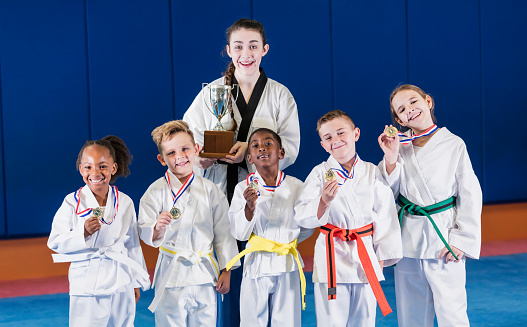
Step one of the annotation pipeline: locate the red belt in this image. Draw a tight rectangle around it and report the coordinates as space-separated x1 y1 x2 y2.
320 223 392 316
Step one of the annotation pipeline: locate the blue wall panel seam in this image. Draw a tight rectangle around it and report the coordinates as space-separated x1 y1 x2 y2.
0 57 7 235
405 0 410 82
478 0 486 199
329 0 334 109
84 0 92 139
169 0 176 119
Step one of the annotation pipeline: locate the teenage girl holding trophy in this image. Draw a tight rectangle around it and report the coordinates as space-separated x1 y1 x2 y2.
183 18 300 202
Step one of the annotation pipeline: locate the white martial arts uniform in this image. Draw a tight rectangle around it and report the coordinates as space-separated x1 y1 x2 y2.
229 171 312 327
183 75 300 194
379 127 482 327
138 170 240 327
295 155 403 327
48 185 150 327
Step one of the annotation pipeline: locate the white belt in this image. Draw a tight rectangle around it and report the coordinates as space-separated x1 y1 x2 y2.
52 242 149 294
148 246 218 312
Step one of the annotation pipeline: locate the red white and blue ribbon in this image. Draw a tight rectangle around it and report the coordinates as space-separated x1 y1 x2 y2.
247 171 285 195
164 171 194 207
74 185 119 225
330 154 358 186
398 125 438 145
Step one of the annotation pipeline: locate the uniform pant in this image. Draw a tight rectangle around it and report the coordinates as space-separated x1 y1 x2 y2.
314 282 377 327
240 271 302 327
155 284 216 327
395 257 469 327
70 283 135 327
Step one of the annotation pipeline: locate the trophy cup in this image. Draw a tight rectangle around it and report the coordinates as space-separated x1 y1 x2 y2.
200 83 239 158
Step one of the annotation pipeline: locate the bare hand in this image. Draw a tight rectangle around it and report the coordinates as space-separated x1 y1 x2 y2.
243 186 258 210
439 245 464 263
152 212 172 241
221 142 248 164
321 179 339 206
196 144 218 169
84 216 101 238
134 288 140 303
378 125 400 165
216 269 231 294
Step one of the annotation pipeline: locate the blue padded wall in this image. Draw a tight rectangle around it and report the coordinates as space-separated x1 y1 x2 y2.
0 0 89 236
0 0 526 237
254 0 333 180
85 0 174 208
480 0 527 202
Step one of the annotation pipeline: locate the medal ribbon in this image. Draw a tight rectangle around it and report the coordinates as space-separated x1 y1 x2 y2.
74 185 119 225
398 124 438 145
165 171 194 208
247 171 285 194
330 154 358 186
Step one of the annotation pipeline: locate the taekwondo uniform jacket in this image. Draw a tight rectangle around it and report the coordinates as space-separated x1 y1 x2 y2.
48 185 150 296
379 127 482 259
183 75 300 194
229 172 312 279
138 170 240 289
295 155 403 284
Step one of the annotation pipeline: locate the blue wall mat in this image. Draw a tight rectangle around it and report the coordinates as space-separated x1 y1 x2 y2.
85 0 175 205
0 0 89 236
407 0 483 183
171 1 251 119
0 62 4 236
254 0 333 181
332 0 408 166
480 0 527 202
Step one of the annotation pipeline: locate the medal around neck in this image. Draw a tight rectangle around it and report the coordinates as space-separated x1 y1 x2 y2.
200 83 239 158
248 181 259 192
170 207 181 220
92 207 105 219
385 126 398 138
325 169 336 182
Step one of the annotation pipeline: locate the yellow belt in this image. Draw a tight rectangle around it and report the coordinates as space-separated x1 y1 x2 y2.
226 233 307 310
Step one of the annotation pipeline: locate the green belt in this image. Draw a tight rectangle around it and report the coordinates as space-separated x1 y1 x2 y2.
397 194 458 260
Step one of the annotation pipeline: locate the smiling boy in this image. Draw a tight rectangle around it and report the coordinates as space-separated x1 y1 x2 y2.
226 128 312 327
137 120 239 327
294 110 403 326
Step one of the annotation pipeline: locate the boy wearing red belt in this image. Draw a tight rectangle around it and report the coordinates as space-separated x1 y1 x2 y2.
294 110 403 326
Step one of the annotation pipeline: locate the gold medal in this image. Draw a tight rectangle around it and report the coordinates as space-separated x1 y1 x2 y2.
248 181 259 192
170 207 181 220
385 126 398 138
93 207 105 219
325 169 336 181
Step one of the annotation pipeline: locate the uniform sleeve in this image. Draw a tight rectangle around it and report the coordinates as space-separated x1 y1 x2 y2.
276 87 300 171
228 183 257 241
371 173 403 266
294 168 328 228
183 89 209 148
378 155 403 199
211 186 241 270
138 185 164 247
123 200 151 291
449 145 482 259
47 196 90 254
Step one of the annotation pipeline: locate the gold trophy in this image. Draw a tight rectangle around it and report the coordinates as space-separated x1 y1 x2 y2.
200 84 239 158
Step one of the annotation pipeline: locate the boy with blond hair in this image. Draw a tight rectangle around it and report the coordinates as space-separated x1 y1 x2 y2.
138 120 239 326
294 110 403 326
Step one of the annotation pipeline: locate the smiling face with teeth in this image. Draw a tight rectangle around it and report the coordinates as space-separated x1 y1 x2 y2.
157 132 199 183
319 117 360 169
79 145 117 204
392 89 435 134
226 28 269 80
247 129 284 173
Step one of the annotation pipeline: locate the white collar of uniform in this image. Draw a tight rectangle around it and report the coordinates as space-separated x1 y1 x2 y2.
80 184 115 219
253 169 285 193
326 154 362 178
166 169 185 192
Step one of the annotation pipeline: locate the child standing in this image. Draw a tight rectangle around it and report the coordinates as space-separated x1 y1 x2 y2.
48 136 150 327
295 110 403 326
378 84 482 326
138 120 239 326
226 128 312 327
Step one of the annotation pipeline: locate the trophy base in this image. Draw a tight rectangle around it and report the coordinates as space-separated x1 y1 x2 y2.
200 130 234 158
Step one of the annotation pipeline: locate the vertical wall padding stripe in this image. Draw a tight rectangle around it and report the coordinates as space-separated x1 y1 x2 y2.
169 0 176 119
84 0 92 140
